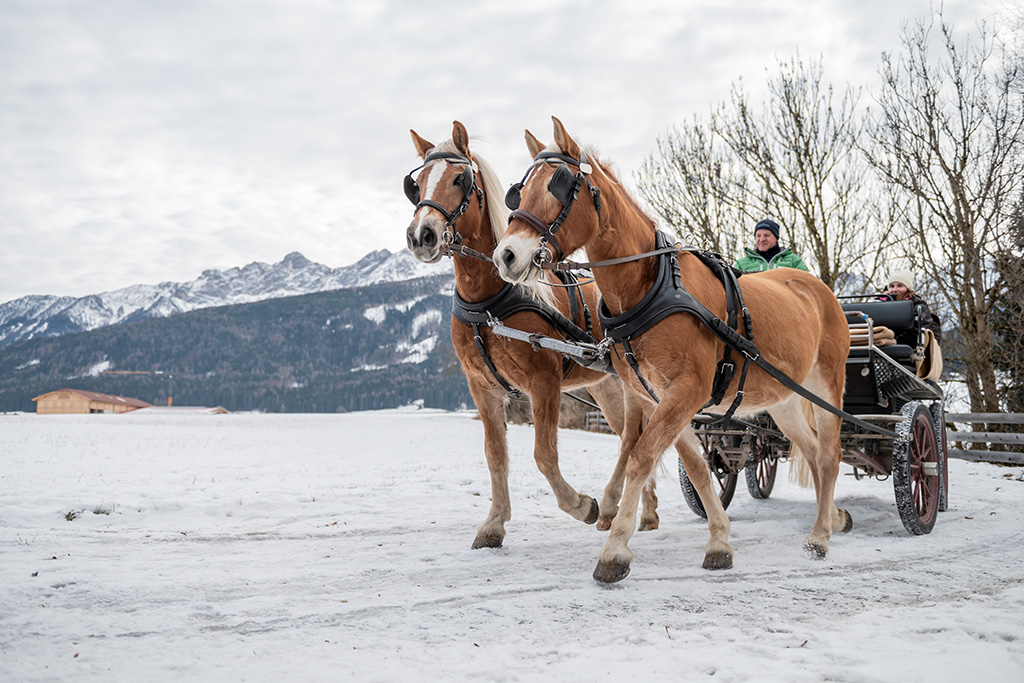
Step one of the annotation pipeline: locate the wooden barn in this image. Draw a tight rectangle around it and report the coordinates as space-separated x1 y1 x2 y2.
32 389 152 415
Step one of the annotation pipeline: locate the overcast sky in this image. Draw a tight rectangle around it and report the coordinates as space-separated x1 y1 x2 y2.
0 0 1004 304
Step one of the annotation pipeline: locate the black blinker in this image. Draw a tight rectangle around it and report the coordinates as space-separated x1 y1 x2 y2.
548 164 576 207
504 183 522 210
403 174 420 205
454 165 474 198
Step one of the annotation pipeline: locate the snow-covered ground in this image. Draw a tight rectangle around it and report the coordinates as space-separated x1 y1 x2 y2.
1 409 1022 682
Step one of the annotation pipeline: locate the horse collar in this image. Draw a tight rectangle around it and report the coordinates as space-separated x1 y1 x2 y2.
451 278 599 395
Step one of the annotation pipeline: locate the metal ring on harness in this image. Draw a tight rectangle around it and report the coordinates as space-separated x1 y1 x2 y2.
533 245 554 267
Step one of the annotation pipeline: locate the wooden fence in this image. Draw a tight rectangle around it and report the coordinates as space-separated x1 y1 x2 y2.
585 411 612 433
945 413 1024 466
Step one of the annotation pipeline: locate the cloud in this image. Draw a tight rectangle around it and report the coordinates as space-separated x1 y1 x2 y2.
0 0 995 303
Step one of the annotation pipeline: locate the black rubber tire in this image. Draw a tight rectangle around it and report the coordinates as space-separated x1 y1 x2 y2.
929 401 949 512
678 454 738 519
892 402 941 535
745 433 778 499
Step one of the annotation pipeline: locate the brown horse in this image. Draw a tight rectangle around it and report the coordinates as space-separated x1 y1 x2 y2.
405 121 661 549
494 117 852 583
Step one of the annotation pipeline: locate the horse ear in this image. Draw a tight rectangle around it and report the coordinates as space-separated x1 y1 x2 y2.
524 130 544 158
410 129 434 160
452 121 471 157
551 116 580 159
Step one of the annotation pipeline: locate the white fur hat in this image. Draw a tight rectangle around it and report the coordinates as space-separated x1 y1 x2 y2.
887 269 915 291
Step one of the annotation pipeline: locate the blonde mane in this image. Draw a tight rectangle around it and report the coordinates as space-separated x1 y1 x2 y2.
432 139 508 246
436 138 556 307
584 146 658 235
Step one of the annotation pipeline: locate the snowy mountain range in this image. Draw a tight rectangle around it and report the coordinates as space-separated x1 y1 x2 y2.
0 250 452 350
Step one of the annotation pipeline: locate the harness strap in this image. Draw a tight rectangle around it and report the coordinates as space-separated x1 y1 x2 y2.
676 293 897 438
471 322 520 397
509 209 565 262
449 243 494 263
543 245 682 272
622 338 661 403
599 232 757 417
453 280 602 397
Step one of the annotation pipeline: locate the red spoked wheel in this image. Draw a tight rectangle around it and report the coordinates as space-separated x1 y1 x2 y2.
745 433 778 499
892 402 940 535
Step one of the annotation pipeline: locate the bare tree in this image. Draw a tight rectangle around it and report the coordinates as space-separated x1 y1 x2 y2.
992 194 1024 411
866 16 1024 412
636 116 748 257
637 55 892 290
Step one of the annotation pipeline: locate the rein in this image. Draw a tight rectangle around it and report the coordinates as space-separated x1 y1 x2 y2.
540 245 683 272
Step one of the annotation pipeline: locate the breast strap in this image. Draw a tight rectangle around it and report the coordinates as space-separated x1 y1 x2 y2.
598 231 755 417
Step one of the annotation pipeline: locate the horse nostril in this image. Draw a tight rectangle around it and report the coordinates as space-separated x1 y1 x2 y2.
501 248 516 268
423 230 436 247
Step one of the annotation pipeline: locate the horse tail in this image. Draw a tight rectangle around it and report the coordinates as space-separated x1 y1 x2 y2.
787 399 818 489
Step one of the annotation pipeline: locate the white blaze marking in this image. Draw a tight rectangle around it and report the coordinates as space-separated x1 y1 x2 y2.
411 161 451 241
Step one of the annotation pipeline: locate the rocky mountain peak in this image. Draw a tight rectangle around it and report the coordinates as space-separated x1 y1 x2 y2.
0 250 452 350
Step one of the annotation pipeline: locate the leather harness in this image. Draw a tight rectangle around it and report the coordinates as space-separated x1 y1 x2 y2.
598 230 754 424
452 273 605 396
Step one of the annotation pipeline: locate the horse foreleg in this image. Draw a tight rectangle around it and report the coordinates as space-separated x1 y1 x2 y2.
595 386 728 583
530 381 598 524
468 380 511 549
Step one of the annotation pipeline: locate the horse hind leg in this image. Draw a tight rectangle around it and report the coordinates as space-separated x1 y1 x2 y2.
770 398 848 559
593 388 660 531
637 475 659 531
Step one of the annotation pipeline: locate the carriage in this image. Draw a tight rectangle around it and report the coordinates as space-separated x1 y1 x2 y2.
678 296 948 535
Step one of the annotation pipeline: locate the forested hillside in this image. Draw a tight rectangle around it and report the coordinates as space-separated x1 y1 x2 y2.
0 275 471 413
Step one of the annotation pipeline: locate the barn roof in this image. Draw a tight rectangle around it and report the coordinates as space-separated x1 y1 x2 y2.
31 388 152 408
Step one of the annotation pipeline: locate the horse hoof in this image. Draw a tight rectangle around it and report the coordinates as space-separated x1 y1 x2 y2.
803 539 827 560
583 496 599 525
638 517 660 532
472 534 503 549
596 515 613 531
702 549 733 570
593 559 631 584
840 509 854 533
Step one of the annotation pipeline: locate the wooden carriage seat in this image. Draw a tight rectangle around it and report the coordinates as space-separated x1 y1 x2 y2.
841 300 921 365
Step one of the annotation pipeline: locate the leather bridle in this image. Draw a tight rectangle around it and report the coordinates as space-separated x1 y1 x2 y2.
504 151 602 267
404 152 486 259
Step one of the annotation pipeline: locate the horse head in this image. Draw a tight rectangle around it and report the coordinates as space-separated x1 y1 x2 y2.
495 117 604 285
405 121 506 264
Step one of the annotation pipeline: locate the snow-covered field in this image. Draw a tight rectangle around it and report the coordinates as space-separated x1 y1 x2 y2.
2 409 1023 682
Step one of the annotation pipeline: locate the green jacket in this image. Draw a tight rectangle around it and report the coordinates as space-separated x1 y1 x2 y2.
733 247 809 273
